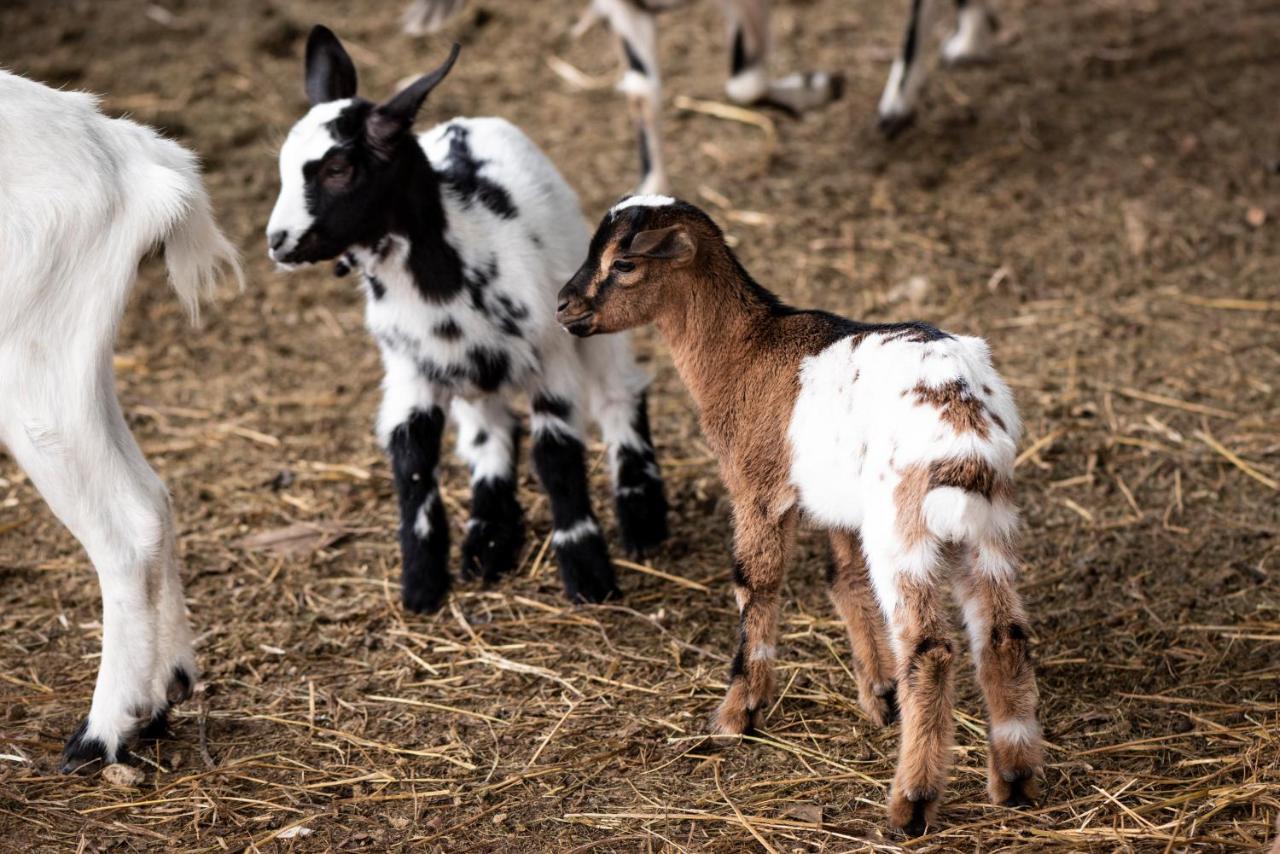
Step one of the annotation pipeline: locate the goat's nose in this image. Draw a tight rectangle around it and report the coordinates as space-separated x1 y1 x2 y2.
556 298 571 314
268 230 288 252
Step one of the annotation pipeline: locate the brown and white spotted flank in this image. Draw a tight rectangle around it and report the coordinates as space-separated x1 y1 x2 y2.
556 196 1045 835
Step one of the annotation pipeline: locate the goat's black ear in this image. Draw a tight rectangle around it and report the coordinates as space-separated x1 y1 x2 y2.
305 25 358 105
624 225 696 264
366 43 461 157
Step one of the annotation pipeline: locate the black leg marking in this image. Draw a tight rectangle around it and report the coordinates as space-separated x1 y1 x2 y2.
61 720 119 773
731 27 749 76
462 424 526 584
613 393 668 557
531 410 617 603
622 39 647 76
390 407 451 613
636 126 652 184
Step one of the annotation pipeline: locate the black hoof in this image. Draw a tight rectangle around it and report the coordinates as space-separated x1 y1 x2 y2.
61 720 122 773
555 530 620 604
878 111 916 139
460 517 525 583
615 481 669 558
904 799 932 837
828 71 847 103
138 708 171 741
401 573 451 614
1001 769 1038 808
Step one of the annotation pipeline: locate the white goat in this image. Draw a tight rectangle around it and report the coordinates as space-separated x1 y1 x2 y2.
0 70 241 770
267 28 669 614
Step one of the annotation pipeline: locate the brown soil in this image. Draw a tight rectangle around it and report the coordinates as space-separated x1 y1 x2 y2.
2 0 1278 850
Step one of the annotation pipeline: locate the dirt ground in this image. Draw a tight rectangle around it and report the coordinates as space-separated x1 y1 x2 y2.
2 0 1278 850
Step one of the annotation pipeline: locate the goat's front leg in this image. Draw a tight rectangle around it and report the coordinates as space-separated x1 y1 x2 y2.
714 501 796 736
451 395 526 584
378 362 453 614
721 0 842 114
827 530 898 726
877 0 946 137
599 0 669 194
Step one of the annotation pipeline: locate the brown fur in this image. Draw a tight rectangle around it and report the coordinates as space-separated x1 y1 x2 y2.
888 576 958 835
558 203 1044 834
893 463 932 550
955 571 1044 806
928 457 1011 502
828 531 898 725
911 380 990 437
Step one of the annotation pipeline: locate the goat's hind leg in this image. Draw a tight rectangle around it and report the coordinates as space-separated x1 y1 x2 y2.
827 530 898 726
578 334 668 558
956 535 1044 807
599 0 669 194
721 0 842 114
451 394 526 584
2 364 192 769
529 352 617 604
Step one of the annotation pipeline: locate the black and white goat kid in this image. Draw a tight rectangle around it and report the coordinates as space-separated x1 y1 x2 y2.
267 27 668 613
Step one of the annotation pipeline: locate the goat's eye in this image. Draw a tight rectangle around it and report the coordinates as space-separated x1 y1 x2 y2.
323 160 352 181
611 260 636 274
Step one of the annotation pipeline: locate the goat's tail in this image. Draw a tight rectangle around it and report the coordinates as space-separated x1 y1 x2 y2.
162 176 243 325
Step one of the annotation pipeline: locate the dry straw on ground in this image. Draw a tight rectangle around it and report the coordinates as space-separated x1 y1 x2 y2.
1 0 1278 850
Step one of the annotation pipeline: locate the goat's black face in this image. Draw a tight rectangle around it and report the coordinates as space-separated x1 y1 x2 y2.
267 26 459 266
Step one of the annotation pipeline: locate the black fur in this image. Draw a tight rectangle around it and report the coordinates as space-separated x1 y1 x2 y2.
389 407 451 613
636 125 652 182
61 720 117 773
731 27 749 76
433 317 463 340
531 394 572 420
466 347 510 391
623 39 647 75
531 428 618 603
613 393 668 556
439 124 518 219
461 424 526 583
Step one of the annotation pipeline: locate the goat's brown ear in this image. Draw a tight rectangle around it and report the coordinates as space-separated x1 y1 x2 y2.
624 225 695 264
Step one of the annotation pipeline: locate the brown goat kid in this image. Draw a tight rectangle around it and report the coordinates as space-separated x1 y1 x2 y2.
557 196 1045 835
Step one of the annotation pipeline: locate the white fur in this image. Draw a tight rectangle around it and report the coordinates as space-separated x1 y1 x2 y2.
267 99 350 261
612 194 677 213
725 66 769 104
786 330 1020 597
272 109 654 522
552 517 602 546
0 70 240 761
942 4 995 63
989 717 1041 746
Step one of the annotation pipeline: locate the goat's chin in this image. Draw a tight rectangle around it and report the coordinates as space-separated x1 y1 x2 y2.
560 316 599 337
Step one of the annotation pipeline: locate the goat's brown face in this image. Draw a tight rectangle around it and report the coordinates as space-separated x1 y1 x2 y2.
557 206 696 336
